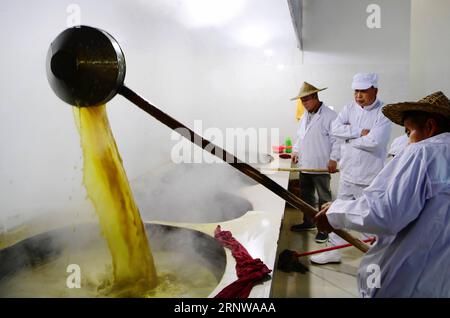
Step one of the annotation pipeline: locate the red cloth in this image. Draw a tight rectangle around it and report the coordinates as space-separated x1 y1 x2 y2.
213 225 272 298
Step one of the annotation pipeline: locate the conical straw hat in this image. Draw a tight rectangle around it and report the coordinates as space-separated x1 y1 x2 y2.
382 91 450 126
290 82 327 101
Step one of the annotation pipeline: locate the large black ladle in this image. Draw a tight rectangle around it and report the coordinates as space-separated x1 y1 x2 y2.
46 26 368 253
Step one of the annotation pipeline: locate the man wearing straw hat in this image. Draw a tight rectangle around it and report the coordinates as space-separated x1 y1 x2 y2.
290 82 340 244
315 91 450 297
310 73 392 264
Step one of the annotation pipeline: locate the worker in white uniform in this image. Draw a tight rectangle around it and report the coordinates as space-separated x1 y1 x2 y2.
310 73 392 264
314 91 450 297
290 82 340 243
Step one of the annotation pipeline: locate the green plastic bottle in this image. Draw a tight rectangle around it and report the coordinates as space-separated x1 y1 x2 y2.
285 136 292 153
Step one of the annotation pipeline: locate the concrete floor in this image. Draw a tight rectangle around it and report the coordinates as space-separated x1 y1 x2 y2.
270 189 366 298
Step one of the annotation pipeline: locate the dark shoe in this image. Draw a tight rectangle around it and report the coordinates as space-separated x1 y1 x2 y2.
290 222 316 232
315 232 329 243
277 249 309 273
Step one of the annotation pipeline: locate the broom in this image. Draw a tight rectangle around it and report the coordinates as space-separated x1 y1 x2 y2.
277 237 375 273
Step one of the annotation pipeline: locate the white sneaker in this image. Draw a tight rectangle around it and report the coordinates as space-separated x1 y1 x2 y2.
310 249 342 264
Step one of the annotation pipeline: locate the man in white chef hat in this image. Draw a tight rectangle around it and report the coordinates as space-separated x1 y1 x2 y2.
310 73 392 264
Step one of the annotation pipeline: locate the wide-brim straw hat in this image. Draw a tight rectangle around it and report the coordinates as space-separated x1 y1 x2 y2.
382 91 450 126
290 82 327 101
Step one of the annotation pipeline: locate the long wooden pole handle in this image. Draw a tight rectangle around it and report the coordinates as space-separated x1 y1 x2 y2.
118 86 370 253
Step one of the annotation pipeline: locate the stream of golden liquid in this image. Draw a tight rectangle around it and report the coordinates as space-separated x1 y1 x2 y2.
73 105 157 296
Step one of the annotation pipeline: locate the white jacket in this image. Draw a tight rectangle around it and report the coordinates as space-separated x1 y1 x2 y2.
331 99 391 185
327 133 450 297
293 104 340 173
388 134 409 157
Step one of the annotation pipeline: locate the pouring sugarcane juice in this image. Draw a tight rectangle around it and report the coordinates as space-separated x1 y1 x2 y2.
72 105 222 297
73 105 220 297
73 105 158 296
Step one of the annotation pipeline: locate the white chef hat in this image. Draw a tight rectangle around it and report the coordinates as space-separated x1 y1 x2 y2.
351 73 379 90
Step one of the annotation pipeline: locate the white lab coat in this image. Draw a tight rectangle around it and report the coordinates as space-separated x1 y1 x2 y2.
388 134 409 157
293 104 340 172
331 100 391 185
327 132 450 297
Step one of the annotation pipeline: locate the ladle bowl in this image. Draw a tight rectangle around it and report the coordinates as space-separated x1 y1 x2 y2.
47 26 125 107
